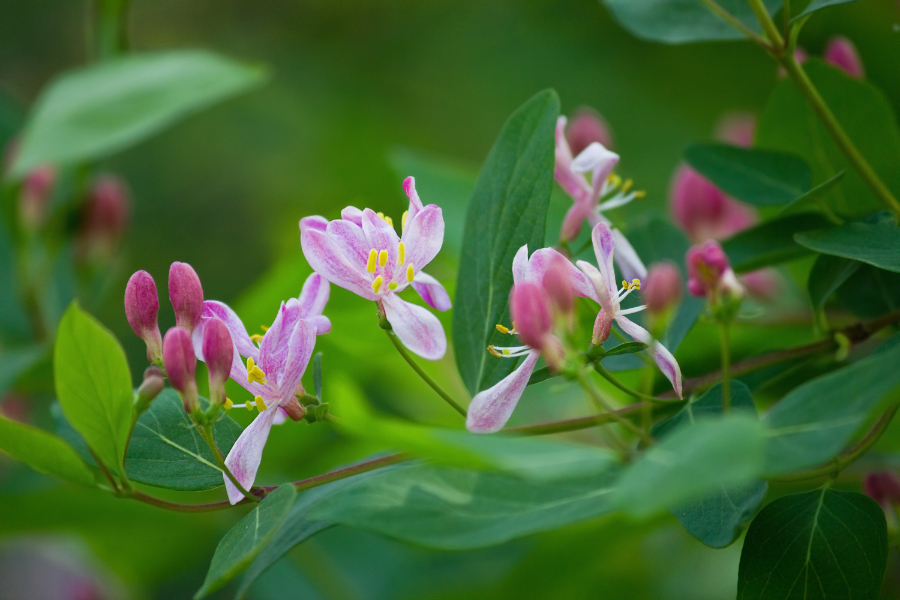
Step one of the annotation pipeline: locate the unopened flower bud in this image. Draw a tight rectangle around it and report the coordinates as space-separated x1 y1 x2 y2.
824 36 864 78
565 107 614 155
124 270 163 363
715 112 756 148
168 262 204 333
80 175 130 261
202 317 234 407
686 241 731 297
18 166 56 229
509 282 552 350
163 327 199 414
135 365 165 413
644 261 682 315
542 254 575 316
592 308 614 345
670 165 756 242
282 397 307 422
863 471 900 509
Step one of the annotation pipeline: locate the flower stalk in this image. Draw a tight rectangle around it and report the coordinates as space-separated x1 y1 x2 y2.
385 330 467 418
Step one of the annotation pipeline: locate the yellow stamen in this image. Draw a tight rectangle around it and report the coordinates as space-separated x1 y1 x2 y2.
397 241 406 265
260 325 269 332
622 279 629 290
250 334 263 343
377 211 385 220
255 396 267 411
610 173 622 187
246 400 255 411
384 216 393 228
224 398 233 410
496 324 510 334
378 249 388 267
372 276 384 293
622 179 633 193
632 278 641 290
488 345 502 358
247 357 267 385
407 263 414 282
634 190 646 199
388 282 398 291
401 211 409 230
367 249 378 273
512 321 517 332
502 349 510 355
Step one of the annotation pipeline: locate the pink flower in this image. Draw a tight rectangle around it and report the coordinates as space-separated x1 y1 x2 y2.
863 470 900 510
644 261 682 315
163 326 199 414
300 176 450 360
191 273 329 504
565 107 614 155
686 240 743 301
124 270 163 363
670 165 757 243
824 36 864 78
169 262 204 334
714 112 757 148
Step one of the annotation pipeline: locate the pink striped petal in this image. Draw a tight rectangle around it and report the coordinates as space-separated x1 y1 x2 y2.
411 271 452 311
512 245 529 286
362 208 401 281
223 405 279 504
611 229 647 282
301 229 377 300
402 204 444 273
576 260 614 313
526 248 594 299
259 300 301 387
298 273 330 318
275 318 316 401
591 223 617 297
616 316 682 399
403 176 424 226
197 301 258 362
326 219 370 268
560 199 593 242
341 206 364 226
466 351 540 433
381 293 446 361
299 216 329 233
307 315 331 335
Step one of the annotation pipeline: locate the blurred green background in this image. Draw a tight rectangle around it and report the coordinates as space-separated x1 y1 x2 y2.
2 1 900 598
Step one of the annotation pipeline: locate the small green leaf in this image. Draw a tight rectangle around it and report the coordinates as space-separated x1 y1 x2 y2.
125 389 243 491
602 341 648 357
54 302 133 473
807 254 860 312
0 414 95 486
684 143 812 206
453 90 559 395
10 49 268 176
795 220 900 273
722 214 831 273
835 263 900 319
778 171 846 216
737 488 886 599
194 484 296 599
526 366 556 386
792 0 858 21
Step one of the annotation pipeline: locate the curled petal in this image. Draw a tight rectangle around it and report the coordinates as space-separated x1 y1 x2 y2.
223 405 279 504
616 316 682 399
555 116 573 164
512 244 529 286
571 142 620 195
402 204 444 273
362 208 401 280
576 260 615 314
298 273 330 318
612 229 647 282
525 248 594 299
340 206 364 226
197 301 258 361
560 199 593 242
382 293 446 361
411 271 452 311
403 176 424 225
591 222 617 295
307 315 331 335
466 351 540 433
301 229 377 300
299 216 329 233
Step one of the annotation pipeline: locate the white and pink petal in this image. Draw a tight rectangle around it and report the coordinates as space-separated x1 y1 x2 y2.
466 351 540 434
381 293 447 361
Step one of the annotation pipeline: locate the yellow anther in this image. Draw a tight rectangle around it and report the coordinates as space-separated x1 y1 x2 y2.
631 278 641 290
502 349 510 355
496 324 510 334
397 241 406 265
372 275 384 293
247 357 267 385
246 400 255 411
255 395 267 411
622 179 633 193
608 173 622 187
384 216 394 228
512 321 517 332
224 398 233 410
488 345 502 358
634 190 646 199
367 249 378 273
407 263 414 282
250 334 263 343
401 211 409 230
377 211 385 220
388 282 399 291
378 249 388 267
622 279 629 290
260 325 268 332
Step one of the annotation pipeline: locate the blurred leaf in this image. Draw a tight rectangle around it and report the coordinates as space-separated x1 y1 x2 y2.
614 414 766 518
0 344 47 395
54 302 133 473
124 389 243 491
602 341 648 357
793 0 858 21
0 214 32 343
330 378 618 482
0 414 96 486
763 334 900 475
312 353 322 400
453 89 559 395
722 214 831 273
737 489 886 599
757 60 900 219
795 220 900 273
526 366 555 386
194 484 296 599
807 254 860 312
0 86 24 147
835 263 900 319
602 0 780 44
778 171 845 216
684 143 812 206
10 50 268 177
652 382 768 548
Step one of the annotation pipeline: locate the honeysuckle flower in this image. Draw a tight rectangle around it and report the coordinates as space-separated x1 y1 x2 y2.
162 326 200 414
686 240 736 298
169 262 204 333
191 273 328 504
863 471 900 511
300 176 450 360
565 107 614 155
202 317 234 408
124 270 163 363
670 164 757 243
644 261 682 316
555 116 647 282
577 223 683 399
824 36 864 78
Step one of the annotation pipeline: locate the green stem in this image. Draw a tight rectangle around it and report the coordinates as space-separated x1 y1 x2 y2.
719 322 731 413
199 424 259 503
593 361 681 404
130 492 236 513
699 0 771 50
385 330 467 418
577 371 655 446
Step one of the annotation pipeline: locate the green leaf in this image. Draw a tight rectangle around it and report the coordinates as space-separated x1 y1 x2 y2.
796 221 900 273
10 50 268 177
453 90 559 395
778 171 846 216
124 389 243 491
807 254 860 312
764 334 900 475
0 344 47 396
737 488 887 599
614 414 766 518
722 214 831 273
0 414 95 486
602 341 648 357
652 382 767 548
54 302 133 473
602 0 781 44
757 59 900 219
194 484 296 599
792 0 858 21
835 263 900 319
684 143 812 206
526 366 556 386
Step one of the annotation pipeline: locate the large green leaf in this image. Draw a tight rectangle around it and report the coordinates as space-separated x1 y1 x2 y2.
835 263 900 319
651 382 767 548
614 414 766 518
0 415 95 486
194 484 296 599
602 0 781 44
763 334 900 475
9 49 267 177
778 171 846 216
54 302 133 473
737 488 887 599
807 254 860 312
125 389 243 491
793 0 858 21
757 60 900 219
684 143 812 206
453 90 559 395
795 221 900 273
722 214 831 273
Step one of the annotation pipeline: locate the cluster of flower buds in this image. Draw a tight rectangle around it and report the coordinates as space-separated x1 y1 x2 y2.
686 240 744 320
863 470 900 529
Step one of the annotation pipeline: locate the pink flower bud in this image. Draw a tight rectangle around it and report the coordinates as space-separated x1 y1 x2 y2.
509 282 552 350
124 270 163 363
18 166 56 229
592 308 614 344
542 254 575 316
741 269 781 301
824 36 864 78
863 471 900 509
163 326 199 413
714 112 757 148
168 262 204 333
80 175 130 260
686 241 731 298
202 317 234 406
565 107 614 155
644 261 682 315
135 366 165 412
670 165 756 242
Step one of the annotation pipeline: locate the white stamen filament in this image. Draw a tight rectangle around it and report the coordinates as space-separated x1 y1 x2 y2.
617 305 647 316
492 344 531 358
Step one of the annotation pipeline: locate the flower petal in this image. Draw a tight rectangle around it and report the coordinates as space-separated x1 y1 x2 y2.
273 407 288 425
526 248 594 299
591 222 617 296
612 229 647 282
301 229 377 300
616 316 682 399
402 204 444 274
411 271 452 311
403 176 424 226
298 273 330 318
512 244 529 286
326 219 369 268
340 206 364 226
259 300 301 387
576 260 614 313
560 199 592 242
223 405 279 504
466 351 540 433
275 318 316 401
196 301 258 361
307 315 331 335
381 293 446 360
362 208 401 281
571 142 619 188
299 215 329 233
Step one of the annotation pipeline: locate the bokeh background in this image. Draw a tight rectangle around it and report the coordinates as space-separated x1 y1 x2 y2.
2 1 900 598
